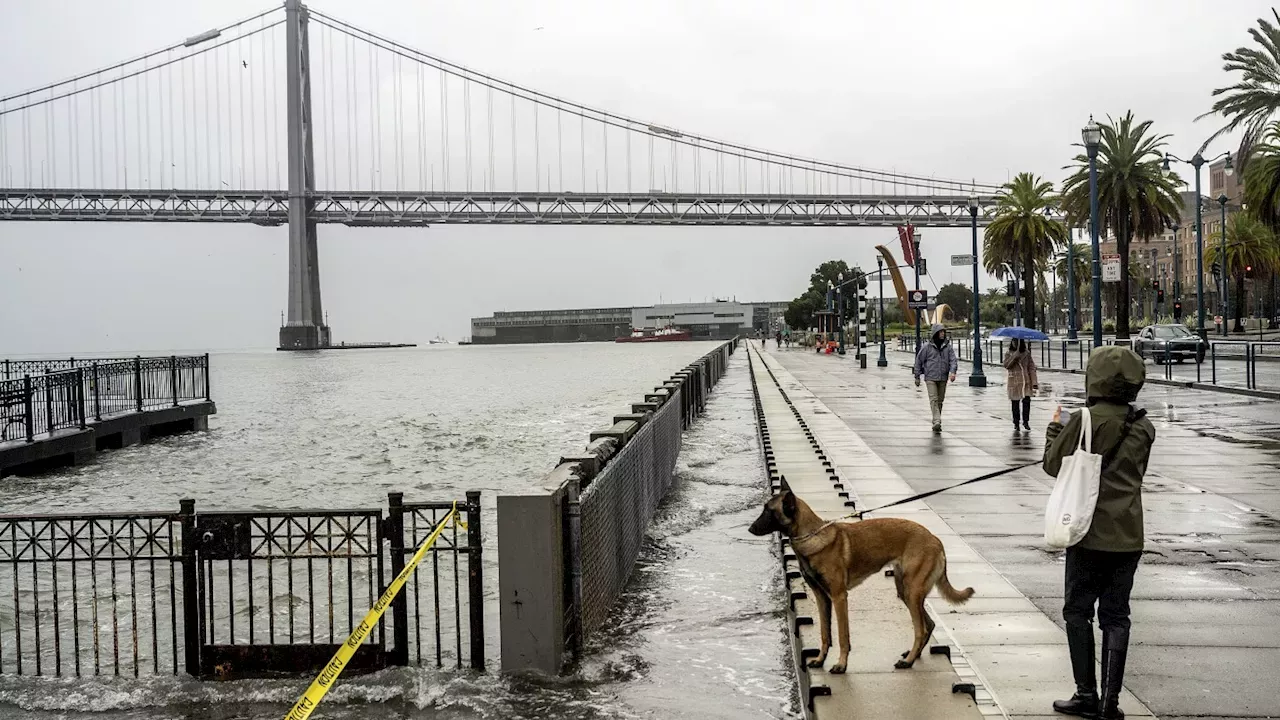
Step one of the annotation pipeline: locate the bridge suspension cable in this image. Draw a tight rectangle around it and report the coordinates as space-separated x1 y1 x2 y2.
309 9 1002 196
0 1 1004 208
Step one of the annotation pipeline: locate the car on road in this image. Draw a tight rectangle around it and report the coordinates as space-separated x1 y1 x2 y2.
1131 323 1206 364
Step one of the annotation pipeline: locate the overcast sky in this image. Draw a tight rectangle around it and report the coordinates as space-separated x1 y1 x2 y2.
0 0 1272 354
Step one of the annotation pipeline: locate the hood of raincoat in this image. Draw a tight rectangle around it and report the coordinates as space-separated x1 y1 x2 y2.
1085 345 1146 403
930 323 947 344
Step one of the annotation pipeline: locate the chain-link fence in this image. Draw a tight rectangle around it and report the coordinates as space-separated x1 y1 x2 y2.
575 386 683 635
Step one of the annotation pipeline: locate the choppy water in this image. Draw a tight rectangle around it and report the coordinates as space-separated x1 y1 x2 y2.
0 344 794 719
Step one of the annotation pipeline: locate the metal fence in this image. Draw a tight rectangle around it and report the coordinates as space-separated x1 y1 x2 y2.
0 356 210 443
575 387 683 636
0 493 483 679
897 335 1280 392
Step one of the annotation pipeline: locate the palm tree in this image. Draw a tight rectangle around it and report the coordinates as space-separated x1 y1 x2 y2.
1053 243 1092 332
983 173 1067 328
1205 213 1280 331
1061 112 1183 340
1202 10 1280 174
1243 120 1280 324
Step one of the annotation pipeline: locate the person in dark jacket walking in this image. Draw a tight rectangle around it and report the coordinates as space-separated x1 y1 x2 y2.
1043 345 1155 720
913 323 958 432
1003 339 1039 432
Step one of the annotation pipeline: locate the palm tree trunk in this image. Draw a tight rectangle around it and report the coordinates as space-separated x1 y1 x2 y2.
1116 215 1132 340
1234 273 1247 333
1269 272 1278 329
1023 247 1036 329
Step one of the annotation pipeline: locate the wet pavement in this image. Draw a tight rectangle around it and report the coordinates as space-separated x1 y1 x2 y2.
768 345 1280 720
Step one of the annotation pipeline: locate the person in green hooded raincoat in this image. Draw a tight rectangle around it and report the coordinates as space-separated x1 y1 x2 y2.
1042 345 1155 720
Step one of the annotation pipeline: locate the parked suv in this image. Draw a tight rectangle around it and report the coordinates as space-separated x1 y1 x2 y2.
1131 323 1206 364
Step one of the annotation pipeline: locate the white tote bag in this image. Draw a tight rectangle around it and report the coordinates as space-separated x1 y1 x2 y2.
1044 408 1102 549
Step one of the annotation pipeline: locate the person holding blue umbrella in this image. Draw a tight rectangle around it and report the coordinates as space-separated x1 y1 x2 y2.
1003 339 1039 431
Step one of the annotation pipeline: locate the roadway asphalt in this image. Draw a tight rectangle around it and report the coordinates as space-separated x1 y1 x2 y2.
767 346 1280 720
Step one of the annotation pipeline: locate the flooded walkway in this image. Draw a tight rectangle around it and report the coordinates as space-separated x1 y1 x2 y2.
770 344 1280 720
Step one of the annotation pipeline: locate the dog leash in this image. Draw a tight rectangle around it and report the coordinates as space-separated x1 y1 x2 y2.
791 460 1043 543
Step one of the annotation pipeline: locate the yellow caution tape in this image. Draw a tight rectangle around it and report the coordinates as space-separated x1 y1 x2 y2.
283 503 463 720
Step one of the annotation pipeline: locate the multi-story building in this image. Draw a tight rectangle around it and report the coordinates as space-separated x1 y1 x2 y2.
470 299 790 344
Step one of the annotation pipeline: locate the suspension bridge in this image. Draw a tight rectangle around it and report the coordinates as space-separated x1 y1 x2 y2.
0 0 1002 349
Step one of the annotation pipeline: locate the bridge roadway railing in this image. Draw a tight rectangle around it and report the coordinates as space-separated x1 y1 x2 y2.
0 493 484 679
496 338 738 674
0 189 997 227
0 355 210 444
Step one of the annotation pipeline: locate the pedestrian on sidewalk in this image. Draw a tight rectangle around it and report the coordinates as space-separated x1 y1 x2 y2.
912 323 957 432
1003 339 1039 432
1043 345 1155 720
775 329 782 348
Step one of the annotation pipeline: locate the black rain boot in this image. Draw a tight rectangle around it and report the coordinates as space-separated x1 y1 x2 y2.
1053 623 1099 717
1098 627 1129 719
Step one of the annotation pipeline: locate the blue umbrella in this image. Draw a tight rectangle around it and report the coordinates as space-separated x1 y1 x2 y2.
990 326 1050 342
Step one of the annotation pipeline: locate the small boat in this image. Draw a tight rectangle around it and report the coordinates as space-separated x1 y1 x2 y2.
616 326 692 343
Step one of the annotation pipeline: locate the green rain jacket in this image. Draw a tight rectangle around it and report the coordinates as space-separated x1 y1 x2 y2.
1042 346 1156 552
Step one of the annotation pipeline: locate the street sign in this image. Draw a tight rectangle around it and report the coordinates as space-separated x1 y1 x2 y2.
951 254 974 266
1102 254 1121 283
908 289 929 310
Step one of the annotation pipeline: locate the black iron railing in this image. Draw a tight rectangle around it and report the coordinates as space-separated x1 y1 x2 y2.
896 335 1280 391
0 355 210 443
0 493 484 678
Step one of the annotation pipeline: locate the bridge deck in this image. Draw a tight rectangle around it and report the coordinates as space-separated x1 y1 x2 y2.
748 344 984 719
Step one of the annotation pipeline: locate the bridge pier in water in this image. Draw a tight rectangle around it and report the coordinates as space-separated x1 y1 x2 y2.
278 0 330 351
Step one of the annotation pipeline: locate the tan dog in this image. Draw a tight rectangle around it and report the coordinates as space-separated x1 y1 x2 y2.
749 480 974 672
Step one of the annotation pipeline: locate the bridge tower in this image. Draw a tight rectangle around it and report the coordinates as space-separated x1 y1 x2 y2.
278 0 330 350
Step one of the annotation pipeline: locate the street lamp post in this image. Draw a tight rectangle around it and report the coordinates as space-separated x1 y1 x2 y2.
877 257 889 367
913 231 923 352
1083 116 1103 348
1219 194 1229 335
837 272 847 354
968 195 986 387
1163 148 1232 340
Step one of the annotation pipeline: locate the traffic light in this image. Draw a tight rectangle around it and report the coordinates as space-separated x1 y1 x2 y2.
1006 279 1017 297
1246 265 1255 279
1173 301 1183 320
1152 278 1159 290
918 258 928 276
1157 288 1165 303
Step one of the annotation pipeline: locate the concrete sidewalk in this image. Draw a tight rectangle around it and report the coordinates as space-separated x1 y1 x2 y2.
747 345 984 720
768 345 1280 720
